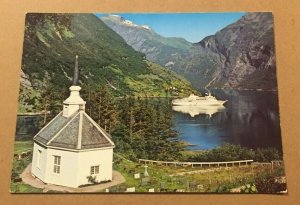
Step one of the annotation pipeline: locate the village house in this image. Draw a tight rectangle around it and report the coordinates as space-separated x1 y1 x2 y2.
31 56 115 188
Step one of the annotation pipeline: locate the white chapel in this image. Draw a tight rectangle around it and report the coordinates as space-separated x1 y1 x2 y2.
31 56 115 188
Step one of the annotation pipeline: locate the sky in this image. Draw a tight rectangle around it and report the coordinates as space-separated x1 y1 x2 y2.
96 13 246 43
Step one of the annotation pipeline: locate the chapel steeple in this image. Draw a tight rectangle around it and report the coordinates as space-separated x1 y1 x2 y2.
62 55 86 118
72 55 79 85
31 55 114 189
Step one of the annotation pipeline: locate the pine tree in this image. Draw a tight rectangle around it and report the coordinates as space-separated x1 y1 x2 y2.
111 124 137 160
114 96 186 161
81 83 93 116
118 96 136 138
38 83 63 125
91 85 119 133
145 99 185 160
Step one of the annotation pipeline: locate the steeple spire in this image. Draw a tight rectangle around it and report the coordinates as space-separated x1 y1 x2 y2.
63 55 86 118
72 55 79 85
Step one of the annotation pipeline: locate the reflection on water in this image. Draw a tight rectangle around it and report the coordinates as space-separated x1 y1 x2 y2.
172 105 225 117
15 115 41 139
16 89 283 153
173 89 283 151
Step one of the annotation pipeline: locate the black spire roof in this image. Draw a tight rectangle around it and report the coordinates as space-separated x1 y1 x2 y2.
72 55 79 85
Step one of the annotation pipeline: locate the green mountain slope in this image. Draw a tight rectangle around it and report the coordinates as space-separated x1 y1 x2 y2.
102 13 277 91
101 15 192 66
19 14 196 112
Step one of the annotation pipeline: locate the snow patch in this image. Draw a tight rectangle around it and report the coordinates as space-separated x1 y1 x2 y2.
122 20 137 27
110 14 121 18
107 15 151 31
165 61 175 67
141 25 151 30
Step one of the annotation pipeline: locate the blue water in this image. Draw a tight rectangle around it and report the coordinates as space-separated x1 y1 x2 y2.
16 89 283 152
172 89 283 151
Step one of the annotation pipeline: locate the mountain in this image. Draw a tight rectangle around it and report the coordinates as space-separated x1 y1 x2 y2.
175 12 277 90
100 15 192 67
103 13 277 90
19 14 196 112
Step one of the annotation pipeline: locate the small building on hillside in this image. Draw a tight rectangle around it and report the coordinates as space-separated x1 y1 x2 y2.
31 56 115 188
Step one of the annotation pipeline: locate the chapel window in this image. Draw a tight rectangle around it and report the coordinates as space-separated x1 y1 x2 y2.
53 156 61 174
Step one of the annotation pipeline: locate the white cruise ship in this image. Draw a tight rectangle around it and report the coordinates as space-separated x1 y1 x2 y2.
172 93 227 106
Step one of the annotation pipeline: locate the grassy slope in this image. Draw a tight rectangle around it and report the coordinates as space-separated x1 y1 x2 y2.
104 153 280 193
127 61 197 97
11 140 284 193
14 141 34 154
20 14 196 112
10 140 43 193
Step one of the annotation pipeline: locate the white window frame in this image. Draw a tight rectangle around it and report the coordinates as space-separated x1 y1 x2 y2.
53 155 61 174
37 149 42 169
90 165 100 175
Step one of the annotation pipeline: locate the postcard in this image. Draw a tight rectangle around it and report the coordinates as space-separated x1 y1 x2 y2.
11 12 286 194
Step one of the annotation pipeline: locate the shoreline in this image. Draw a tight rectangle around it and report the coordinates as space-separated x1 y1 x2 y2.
18 87 277 116
209 87 278 92
17 112 43 116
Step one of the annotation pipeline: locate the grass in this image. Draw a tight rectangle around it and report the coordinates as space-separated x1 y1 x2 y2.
14 141 34 154
103 153 280 193
10 140 285 193
10 183 43 193
10 140 43 193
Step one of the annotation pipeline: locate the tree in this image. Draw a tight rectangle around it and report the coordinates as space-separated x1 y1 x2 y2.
81 83 93 116
38 83 63 125
25 13 72 40
113 97 186 161
131 98 185 161
111 124 137 161
91 85 119 133
152 99 185 160
118 96 132 136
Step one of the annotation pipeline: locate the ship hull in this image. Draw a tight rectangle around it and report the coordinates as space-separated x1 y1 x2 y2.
172 100 227 106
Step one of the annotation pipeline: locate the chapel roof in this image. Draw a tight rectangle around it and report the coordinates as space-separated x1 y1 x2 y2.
33 111 115 150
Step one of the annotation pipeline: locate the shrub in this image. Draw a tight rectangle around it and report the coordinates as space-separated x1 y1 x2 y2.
188 143 281 162
240 184 258 193
254 148 280 162
254 171 286 193
87 175 98 184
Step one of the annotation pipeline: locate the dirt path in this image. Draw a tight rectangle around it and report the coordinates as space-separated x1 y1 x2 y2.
21 164 125 193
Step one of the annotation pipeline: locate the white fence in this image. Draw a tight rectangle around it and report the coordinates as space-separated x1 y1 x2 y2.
138 159 254 168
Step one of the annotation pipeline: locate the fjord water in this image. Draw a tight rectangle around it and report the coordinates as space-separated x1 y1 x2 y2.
16 114 41 139
16 89 283 152
173 89 283 152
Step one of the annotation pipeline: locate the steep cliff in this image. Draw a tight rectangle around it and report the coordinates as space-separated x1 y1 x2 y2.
103 13 277 90
180 12 277 90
